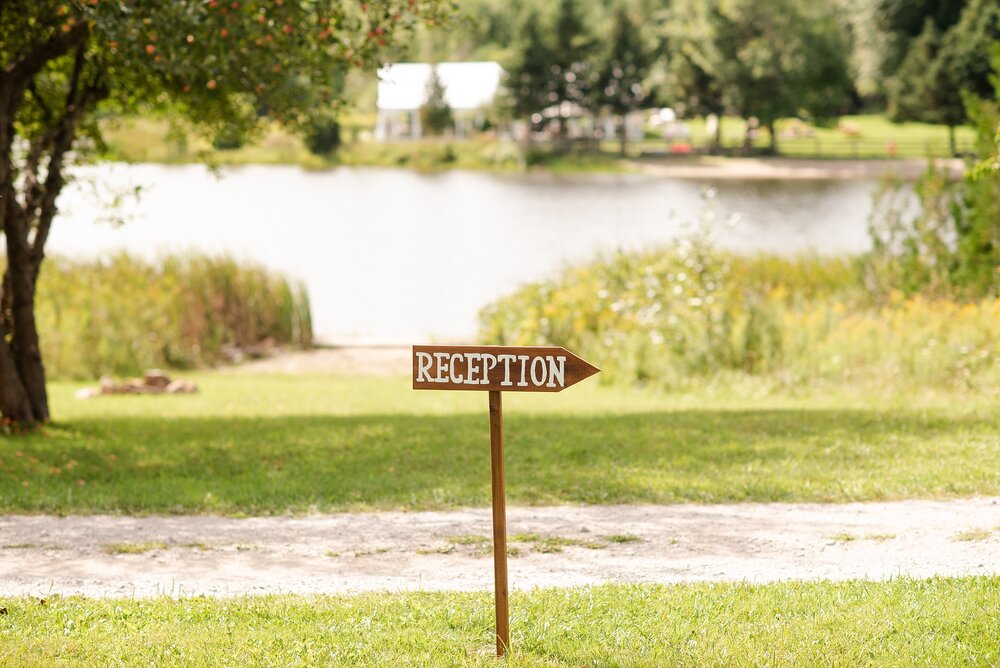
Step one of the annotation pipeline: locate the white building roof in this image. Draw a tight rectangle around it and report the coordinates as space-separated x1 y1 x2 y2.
376 62 503 112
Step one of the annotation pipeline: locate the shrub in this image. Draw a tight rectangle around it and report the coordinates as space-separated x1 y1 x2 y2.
210 127 244 151
865 47 1000 299
479 242 999 392
35 253 312 379
305 117 342 156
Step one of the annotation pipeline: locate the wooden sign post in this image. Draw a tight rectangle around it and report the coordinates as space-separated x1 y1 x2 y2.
413 345 600 656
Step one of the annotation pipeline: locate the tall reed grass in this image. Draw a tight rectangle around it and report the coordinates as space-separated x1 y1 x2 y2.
36 253 312 379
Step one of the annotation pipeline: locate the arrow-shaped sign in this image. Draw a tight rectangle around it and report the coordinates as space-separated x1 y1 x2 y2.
412 343 599 657
412 345 600 392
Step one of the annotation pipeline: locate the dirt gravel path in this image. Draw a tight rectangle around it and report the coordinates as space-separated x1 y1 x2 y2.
229 345 413 376
2 498 998 598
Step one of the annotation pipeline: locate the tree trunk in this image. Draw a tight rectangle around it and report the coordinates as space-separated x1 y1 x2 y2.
0 22 92 427
768 122 778 155
8 264 49 422
0 332 36 425
618 117 627 156
713 116 722 154
0 201 49 425
0 91 42 426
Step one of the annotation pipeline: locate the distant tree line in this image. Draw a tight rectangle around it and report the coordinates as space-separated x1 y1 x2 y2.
480 0 1000 299
881 0 1000 155
419 0 1000 157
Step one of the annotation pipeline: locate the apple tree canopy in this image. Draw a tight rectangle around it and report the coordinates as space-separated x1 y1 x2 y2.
0 0 453 426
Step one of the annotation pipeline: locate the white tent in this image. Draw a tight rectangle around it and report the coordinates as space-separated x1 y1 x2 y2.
375 62 503 140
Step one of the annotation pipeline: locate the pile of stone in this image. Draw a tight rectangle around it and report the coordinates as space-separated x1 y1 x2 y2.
74 370 198 399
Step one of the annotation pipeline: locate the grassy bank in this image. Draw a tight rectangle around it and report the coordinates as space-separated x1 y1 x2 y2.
2 577 997 666
98 117 629 173
0 374 996 514
672 114 977 159
99 114 975 172
480 250 1000 394
36 254 312 379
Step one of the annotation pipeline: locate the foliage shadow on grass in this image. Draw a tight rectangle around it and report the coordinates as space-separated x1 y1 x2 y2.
1 407 996 514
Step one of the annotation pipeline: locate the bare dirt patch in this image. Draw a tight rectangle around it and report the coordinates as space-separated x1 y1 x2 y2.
228 345 412 376
1 498 998 598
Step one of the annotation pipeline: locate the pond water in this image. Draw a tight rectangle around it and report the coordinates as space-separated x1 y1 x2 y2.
53 164 883 342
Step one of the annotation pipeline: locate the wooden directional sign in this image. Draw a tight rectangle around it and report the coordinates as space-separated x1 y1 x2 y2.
412 344 599 657
412 345 599 393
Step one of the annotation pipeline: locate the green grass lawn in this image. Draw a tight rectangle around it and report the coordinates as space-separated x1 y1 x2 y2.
641 114 978 158
101 113 976 170
1 577 997 666
0 374 997 514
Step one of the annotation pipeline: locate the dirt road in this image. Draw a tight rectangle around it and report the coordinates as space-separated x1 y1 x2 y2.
2 498 997 598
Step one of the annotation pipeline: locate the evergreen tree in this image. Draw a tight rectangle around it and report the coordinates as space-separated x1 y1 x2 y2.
887 0 1000 155
944 0 1000 103
955 44 1000 295
875 0 968 84
501 11 556 146
886 21 955 133
871 44 1000 298
550 0 596 139
594 6 654 155
420 66 454 136
664 0 729 150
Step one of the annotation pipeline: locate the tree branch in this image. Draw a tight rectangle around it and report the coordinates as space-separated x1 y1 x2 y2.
65 40 87 110
21 77 61 207
31 73 108 267
26 81 54 124
22 41 87 219
0 17 91 260
2 21 90 87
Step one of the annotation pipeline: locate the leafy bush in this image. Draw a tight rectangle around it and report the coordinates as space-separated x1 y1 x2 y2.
479 207 999 392
210 127 244 151
305 117 342 156
865 47 1000 299
36 254 312 379
864 162 999 300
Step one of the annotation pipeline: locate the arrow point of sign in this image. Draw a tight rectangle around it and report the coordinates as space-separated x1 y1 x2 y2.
560 348 600 389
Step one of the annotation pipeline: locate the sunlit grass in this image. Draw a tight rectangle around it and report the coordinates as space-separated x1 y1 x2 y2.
865 533 896 542
606 534 642 544
646 113 977 158
446 534 490 545
953 528 994 542
0 373 995 515
828 533 857 543
0 577 997 666
103 541 167 555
